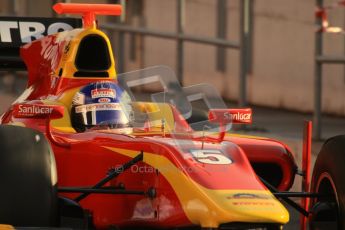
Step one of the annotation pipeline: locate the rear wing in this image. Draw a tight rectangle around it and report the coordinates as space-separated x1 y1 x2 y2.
0 17 82 70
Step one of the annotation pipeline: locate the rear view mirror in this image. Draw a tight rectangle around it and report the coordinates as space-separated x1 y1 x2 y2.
208 108 252 124
13 102 70 148
13 103 64 120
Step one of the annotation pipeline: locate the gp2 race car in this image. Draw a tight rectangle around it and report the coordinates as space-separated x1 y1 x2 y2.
0 3 332 230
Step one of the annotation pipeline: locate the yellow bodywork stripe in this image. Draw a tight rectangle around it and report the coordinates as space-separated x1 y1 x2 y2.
103 147 289 228
57 28 116 80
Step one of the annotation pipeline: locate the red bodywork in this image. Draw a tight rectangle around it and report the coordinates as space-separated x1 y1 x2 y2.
0 3 297 229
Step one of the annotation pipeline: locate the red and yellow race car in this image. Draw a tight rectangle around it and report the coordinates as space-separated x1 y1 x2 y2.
0 3 321 230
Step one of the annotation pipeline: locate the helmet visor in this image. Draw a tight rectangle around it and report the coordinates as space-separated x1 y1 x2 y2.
74 103 130 128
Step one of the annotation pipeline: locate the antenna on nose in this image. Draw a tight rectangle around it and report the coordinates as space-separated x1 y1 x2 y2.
53 3 122 28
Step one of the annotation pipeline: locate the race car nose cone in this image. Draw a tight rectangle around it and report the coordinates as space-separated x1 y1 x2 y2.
224 192 290 223
189 189 289 228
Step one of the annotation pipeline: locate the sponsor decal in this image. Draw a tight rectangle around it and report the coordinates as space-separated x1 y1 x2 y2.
132 198 156 219
75 103 121 113
209 108 252 124
14 104 53 117
227 193 271 200
98 98 111 103
231 201 275 206
226 111 252 123
0 17 81 46
227 193 276 207
72 92 85 105
41 37 61 64
91 89 116 99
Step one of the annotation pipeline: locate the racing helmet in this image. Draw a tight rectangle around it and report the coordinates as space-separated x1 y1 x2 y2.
71 81 132 133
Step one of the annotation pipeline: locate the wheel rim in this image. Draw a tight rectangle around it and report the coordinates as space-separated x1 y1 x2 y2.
310 172 340 229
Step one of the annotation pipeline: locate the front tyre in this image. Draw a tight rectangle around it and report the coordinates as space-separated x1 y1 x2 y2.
309 135 345 230
0 125 58 227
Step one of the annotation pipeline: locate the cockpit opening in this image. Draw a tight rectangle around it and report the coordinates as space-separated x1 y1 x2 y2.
74 34 110 77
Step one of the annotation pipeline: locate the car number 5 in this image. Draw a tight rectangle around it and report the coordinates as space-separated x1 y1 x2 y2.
190 149 232 165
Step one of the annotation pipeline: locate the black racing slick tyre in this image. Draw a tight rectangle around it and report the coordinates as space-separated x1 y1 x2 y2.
309 135 345 230
0 125 58 227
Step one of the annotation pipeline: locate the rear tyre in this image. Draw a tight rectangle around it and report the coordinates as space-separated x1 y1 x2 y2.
309 135 345 230
0 125 58 227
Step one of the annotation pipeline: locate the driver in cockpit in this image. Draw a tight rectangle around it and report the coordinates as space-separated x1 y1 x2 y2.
71 81 133 134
